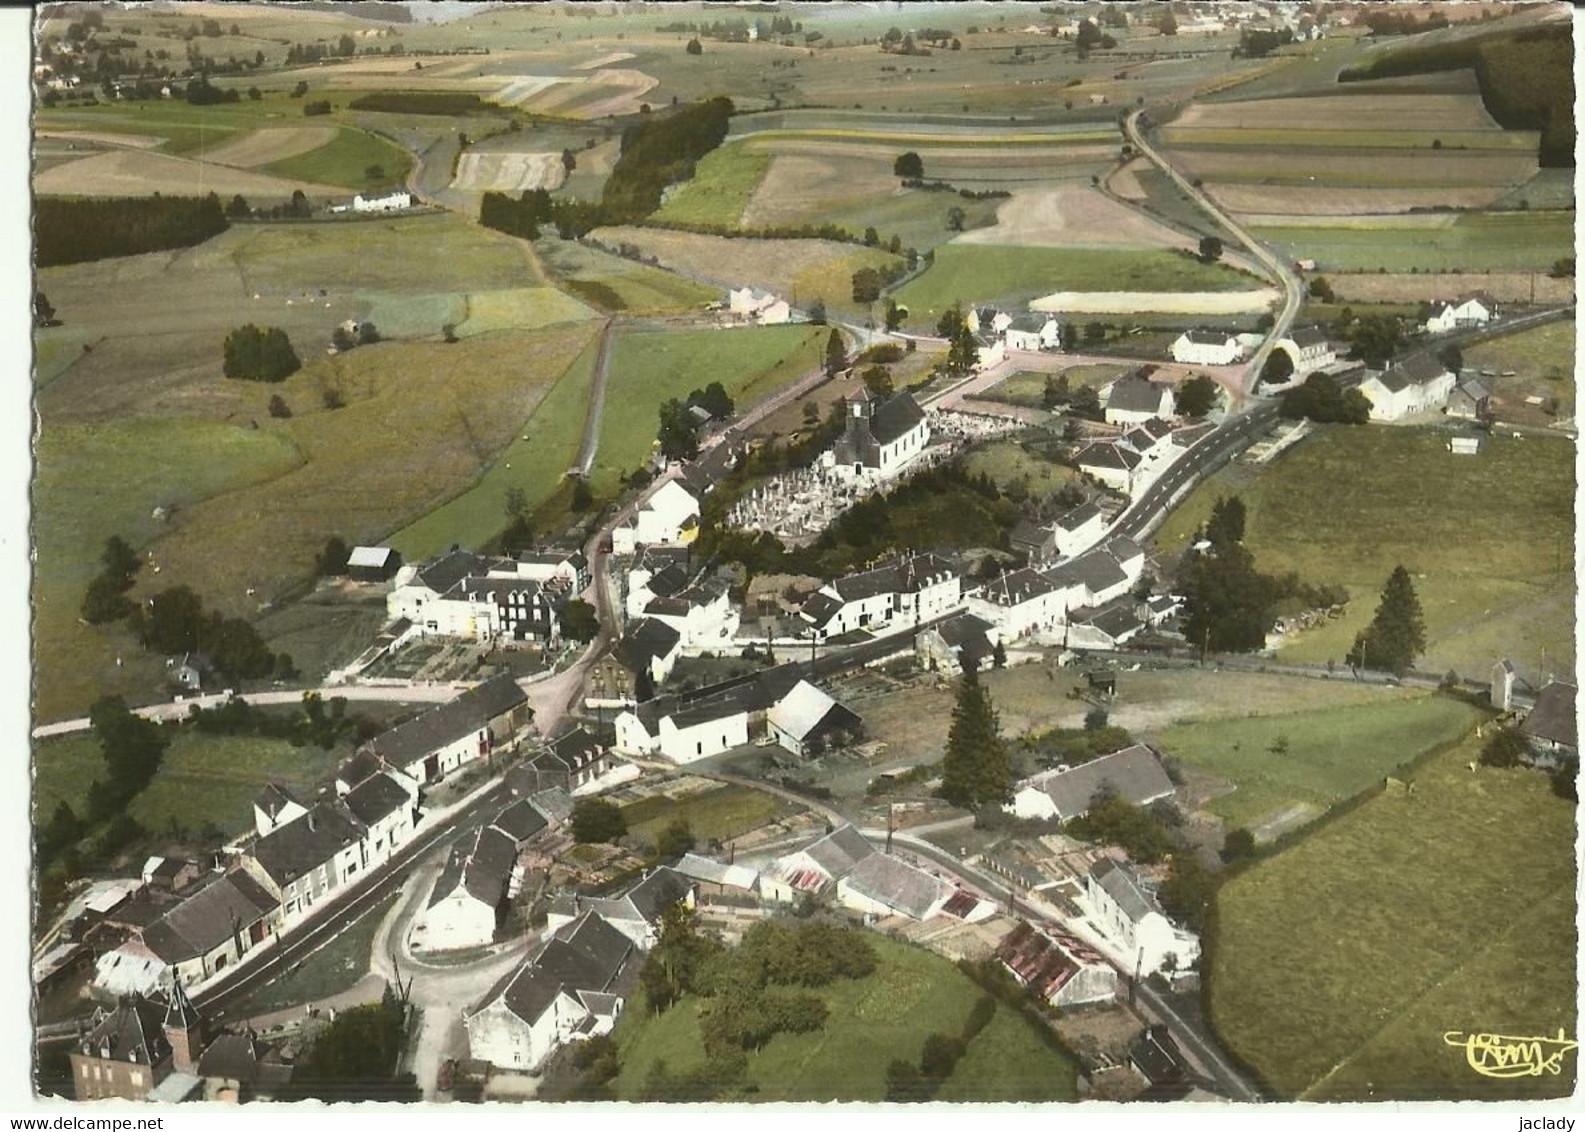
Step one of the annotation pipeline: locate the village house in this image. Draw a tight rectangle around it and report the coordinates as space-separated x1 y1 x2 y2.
252 783 309 839
836 851 954 921
614 689 751 762
1063 595 1149 650
1131 1024 1192 1092
823 388 931 483
463 910 637 1073
1008 744 1175 821
511 547 590 592
168 651 214 693
547 867 696 949
360 673 528 788
1043 538 1144 613
1010 519 1060 565
615 616 684 688
1054 501 1107 557
421 820 528 952
761 824 875 903
351 189 412 213
765 679 864 757
1274 325 1337 374
512 729 619 796
1424 294 1495 334
1518 680 1578 767
141 856 203 895
386 550 565 644
968 567 1066 640
70 993 177 1101
1003 313 1063 352
976 333 1007 369
1076 440 1146 495
91 871 282 996
623 546 694 619
1082 858 1201 976
1358 354 1456 422
995 921 1118 1008
916 611 999 673
642 578 741 651
727 286 792 326
612 468 708 554
1103 371 1177 426
966 307 1013 336
673 853 760 902
1170 328 1241 367
800 552 962 642
1445 376 1491 421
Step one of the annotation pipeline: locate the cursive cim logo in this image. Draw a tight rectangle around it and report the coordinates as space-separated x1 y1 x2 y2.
1443 1029 1579 1079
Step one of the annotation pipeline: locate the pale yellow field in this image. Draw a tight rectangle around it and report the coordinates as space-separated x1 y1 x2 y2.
451 150 566 192
34 148 344 199
200 125 339 168
1173 93 1501 132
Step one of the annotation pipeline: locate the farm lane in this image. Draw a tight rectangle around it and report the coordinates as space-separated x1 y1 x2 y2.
1124 107 1304 399
571 316 619 477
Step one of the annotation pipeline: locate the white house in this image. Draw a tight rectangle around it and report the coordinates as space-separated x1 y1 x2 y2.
1076 441 1145 495
1103 372 1176 425
1424 295 1494 334
966 307 1012 336
766 680 863 757
615 617 683 687
996 921 1118 1008
1082 859 1200 976
633 477 704 548
968 568 1066 640
614 695 750 763
1008 744 1175 821
1171 329 1241 367
252 783 309 839
355 673 528 788
835 852 953 921
824 389 931 483
1358 355 1456 422
642 580 740 651
546 868 695 949
761 824 875 903
386 550 563 644
420 825 518 951
1040 539 1142 614
352 190 412 213
624 548 693 619
800 552 962 642
1053 501 1107 557
463 911 635 1072
1003 313 1062 352
976 334 1007 369
728 287 792 326
1274 325 1336 373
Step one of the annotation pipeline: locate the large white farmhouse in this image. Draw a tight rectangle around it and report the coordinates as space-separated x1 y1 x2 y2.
1358 354 1455 421
1082 859 1200 976
1007 744 1175 821
1170 328 1241 367
1424 295 1494 334
1103 371 1176 425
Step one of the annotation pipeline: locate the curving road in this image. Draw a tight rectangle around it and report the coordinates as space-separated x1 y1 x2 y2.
1122 108 1304 400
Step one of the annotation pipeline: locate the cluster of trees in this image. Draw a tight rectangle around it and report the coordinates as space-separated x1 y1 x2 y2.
1043 374 1103 420
223 324 302 382
1074 18 1118 53
479 186 554 239
348 91 486 115
182 75 241 105
82 535 142 625
1176 374 1220 418
37 195 228 268
1237 25 1294 58
932 305 983 379
1478 725 1578 802
1339 22 1573 167
1068 791 1174 863
284 35 360 65
886 996 997 1101
130 583 291 682
571 797 627 844
283 988 420 1102
1345 566 1426 676
561 598 600 642
601 96 734 220
303 98 333 116
1177 496 1344 655
1024 718 1137 769
636 910 875 1101
332 321 381 352
1278 372 1371 425
188 691 372 751
939 658 1014 810
850 260 910 306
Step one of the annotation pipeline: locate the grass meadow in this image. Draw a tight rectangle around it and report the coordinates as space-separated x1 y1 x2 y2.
536 238 718 314
620 785 794 846
894 244 1260 320
1154 426 1575 680
1209 733 1576 1100
651 145 771 227
1155 694 1483 832
613 934 1079 1102
590 324 822 493
1251 211 1573 273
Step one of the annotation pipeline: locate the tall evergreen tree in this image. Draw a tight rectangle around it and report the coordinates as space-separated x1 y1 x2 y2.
1205 496 1246 549
1347 565 1426 675
938 657 1012 808
823 328 847 376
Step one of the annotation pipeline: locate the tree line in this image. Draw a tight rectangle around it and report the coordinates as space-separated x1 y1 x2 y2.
37 194 228 267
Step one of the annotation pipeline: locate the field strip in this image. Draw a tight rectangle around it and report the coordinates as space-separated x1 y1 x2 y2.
1295 892 1569 1101
1029 288 1279 314
741 128 1117 146
575 51 635 69
1160 127 1538 152
36 129 166 150
1236 213 1461 230
33 147 346 198
451 150 566 192
201 124 340 168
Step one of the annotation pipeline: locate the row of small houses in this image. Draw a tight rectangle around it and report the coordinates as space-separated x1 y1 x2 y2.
85 676 539 998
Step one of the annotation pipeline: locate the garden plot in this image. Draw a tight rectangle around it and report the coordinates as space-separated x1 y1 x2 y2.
33 148 343 200
200 125 340 168
451 150 567 192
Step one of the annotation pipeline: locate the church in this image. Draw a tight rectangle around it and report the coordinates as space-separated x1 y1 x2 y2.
823 388 930 483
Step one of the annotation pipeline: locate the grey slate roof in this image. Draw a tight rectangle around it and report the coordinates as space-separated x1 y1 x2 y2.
475 910 636 1027
1381 353 1450 390
1077 442 1143 471
366 673 526 769
249 802 364 888
840 852 947 919
1289 325 1329 348
1032 743 1174 820
1182 328 1233 345
253 783 302 824
1520 681 1578 748
1091 858 1166 923
1056 501 1102 532
616 617 681 670
1007 312 1050 333
414 549 494 596
869 391 927 446
1106 373 1171 414
800 590 845 628
802 824 875 879
82 995 170 1066
342 773 410 827
1044 548 1128 597
140 873 280 963
492 797 549 843
978 568 1058 608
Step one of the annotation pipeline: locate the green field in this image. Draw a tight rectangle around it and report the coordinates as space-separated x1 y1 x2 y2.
266 125 414 192
34 728 346 838
1161 127 1538 151
1155 427 1575 679
388 325 604 559
614 934 1079 1102
590 324 822 493
1155 693 1483 832
620 785 795 846
1464 319 1575 417
1252 211 1574 272
651 145 771 228
983 364 1126 408
454 286 596 337
894 243 1260 319
536 238 718 314
1210 734 1577 1100
33 419 304 722
961 442 1080 507
811 189 1003 252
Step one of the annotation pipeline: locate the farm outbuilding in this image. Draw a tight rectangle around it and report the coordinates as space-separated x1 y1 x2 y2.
347 545 402 583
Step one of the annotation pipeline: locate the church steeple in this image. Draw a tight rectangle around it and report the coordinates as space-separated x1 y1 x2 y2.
162 979 203 1073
